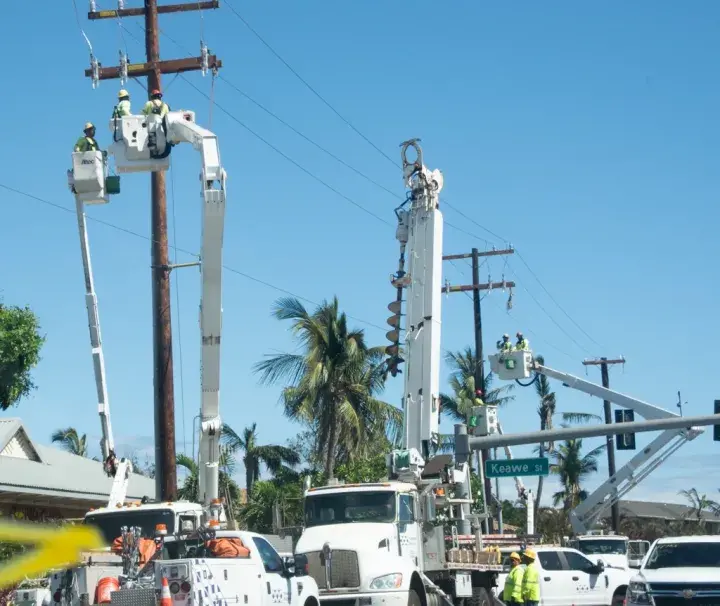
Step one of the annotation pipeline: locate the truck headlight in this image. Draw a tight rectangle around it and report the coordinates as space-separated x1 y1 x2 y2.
628 581 651 605
369 574 403 590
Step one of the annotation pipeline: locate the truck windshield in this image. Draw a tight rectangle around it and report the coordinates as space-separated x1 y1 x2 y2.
645 542 720 569
304 491 396 527
85 509 175 544
578 539 628 555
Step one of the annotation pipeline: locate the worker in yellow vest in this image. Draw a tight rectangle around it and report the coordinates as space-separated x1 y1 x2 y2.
503 552 524 605
515 331 529 351
521 548 540 606
142 89 170 117
74 122 99 152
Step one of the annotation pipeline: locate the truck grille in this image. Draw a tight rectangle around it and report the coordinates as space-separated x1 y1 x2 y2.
649 582 720 606
305 550 360 589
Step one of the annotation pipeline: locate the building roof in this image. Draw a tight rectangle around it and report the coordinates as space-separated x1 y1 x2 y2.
0 417 156 507
602 499 720 523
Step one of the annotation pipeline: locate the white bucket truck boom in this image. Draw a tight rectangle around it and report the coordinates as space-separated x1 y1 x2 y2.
59 107 228 606
488 350 703 537
295 140 504 606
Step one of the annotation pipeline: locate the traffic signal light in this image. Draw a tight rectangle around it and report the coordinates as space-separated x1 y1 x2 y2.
614 409 636 450
714 400 720 442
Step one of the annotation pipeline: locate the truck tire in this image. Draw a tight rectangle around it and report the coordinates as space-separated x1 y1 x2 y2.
468 588 491 606
408 589 422 606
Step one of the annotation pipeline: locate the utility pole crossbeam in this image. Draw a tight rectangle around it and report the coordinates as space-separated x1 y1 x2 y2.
83 0 223 502
582 357 626 533
88 0 219 19
442 247 515 533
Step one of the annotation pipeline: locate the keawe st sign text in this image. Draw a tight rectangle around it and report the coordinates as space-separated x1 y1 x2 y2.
485 457 549 478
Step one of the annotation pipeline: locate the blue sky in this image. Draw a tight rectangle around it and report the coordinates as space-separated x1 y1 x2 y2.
1 1 719 508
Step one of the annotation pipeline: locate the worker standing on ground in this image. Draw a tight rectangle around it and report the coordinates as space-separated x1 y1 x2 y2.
142 89 170 117
515 332 529 351
496 334 512 352
74 122 100 152
521 549 540 606
113 89 132 117
503 552 524 606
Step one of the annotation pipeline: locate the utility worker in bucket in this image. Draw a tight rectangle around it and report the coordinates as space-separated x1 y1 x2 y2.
113 89 132 117
515 331 529 351
503 552 525 606
74 122 100 152
521 549 540 606
142 89 170 117
496 333 512 352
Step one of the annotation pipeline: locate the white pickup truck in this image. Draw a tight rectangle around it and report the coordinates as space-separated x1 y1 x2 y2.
49 530 320 606
495 546 630 606
626 535 720 606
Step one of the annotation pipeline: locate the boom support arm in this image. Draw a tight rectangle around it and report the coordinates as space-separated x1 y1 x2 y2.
164 115 227 505
487 351 704 534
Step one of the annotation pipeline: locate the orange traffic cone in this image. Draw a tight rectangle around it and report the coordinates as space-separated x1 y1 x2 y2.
160 577 172 606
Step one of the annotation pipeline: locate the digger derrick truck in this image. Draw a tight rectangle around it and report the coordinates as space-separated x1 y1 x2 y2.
294 140 504 606
55 107 228 606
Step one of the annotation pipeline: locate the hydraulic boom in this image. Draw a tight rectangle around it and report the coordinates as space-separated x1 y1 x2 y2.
488 350 703 533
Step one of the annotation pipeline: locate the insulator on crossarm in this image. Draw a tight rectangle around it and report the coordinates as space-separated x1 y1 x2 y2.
201 41 209 76
90 55 100 89
388 300 402 314
118 0 125 8
89 0 97 10
119 50 128 85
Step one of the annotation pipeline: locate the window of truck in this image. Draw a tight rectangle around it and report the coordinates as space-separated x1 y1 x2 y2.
85 509 176 544
577 538 628 555
304 491 396 527
645 542 720 569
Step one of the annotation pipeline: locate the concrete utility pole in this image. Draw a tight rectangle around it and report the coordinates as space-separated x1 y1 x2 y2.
442 247 514 532
582 357 625 533
83 0 222 500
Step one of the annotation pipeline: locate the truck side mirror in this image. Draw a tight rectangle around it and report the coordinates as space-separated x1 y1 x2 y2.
423 493 436 522
282 556 296 577
292 554 309 576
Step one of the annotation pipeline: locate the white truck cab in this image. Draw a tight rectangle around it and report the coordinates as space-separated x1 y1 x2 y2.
529 546 629 606
567 535 650 570
295 482 422 606
626 535 720 606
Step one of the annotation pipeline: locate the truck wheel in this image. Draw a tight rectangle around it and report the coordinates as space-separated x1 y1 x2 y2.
468 588 491 606
408 589 422 606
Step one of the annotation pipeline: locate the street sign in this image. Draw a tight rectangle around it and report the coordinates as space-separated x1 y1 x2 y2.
485 457 549 478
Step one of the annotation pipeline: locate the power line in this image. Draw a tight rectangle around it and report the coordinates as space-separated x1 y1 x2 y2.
0 182 389 336
223 0 399 169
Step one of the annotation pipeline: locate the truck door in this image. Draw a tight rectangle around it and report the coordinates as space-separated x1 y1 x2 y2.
535 551 573 606
251 536 291 606
561 550 607 606
398 493 419 566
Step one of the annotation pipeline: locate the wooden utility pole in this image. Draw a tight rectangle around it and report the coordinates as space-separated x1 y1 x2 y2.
582 356 626 533
442 247 515 532
83 0 222 501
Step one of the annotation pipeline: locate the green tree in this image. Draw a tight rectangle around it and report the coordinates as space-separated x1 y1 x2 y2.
439 347 515 453
254 296 401 480
549 436 606 510
0 302 45 410
176 452 242 508
534 354 600 516
678 488 720 521
221 422 300 497
51 427 88 457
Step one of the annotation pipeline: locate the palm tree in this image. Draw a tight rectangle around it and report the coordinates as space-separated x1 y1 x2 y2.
176 452 242 506
51 427 88 457
221 422 300 497
678 488 720 521
534 354 600 514
549 436 606 511
254 296 401 480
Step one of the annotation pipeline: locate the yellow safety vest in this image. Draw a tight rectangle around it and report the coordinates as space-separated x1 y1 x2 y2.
503 565 524 603
522 562 540 601
74 136 99 152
